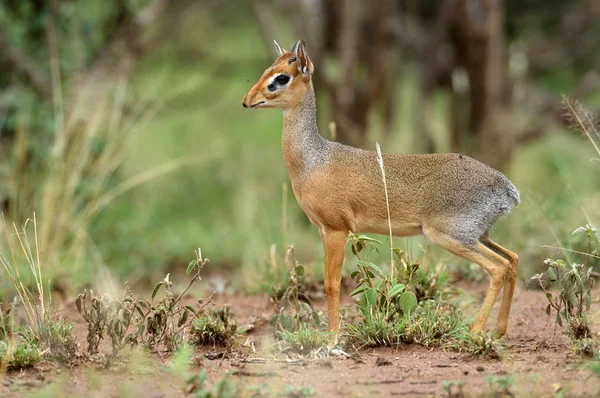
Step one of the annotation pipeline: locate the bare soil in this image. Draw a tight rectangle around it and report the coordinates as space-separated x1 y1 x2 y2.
1 284 599 397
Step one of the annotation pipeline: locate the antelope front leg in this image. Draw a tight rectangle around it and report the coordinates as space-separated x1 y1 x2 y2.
321 229 347 336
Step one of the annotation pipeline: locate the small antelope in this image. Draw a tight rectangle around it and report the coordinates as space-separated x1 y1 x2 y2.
242 40 520 338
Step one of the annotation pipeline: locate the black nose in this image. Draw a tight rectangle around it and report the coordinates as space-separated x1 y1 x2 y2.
242 102 248 108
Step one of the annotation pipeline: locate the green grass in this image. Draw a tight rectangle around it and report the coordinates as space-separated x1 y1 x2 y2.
344 312 406 347
191 307 239 347
0 339 41 370
0 217 77 365
408 300 500 357
344 297 501 357
275 327 330 356
20 319 77 363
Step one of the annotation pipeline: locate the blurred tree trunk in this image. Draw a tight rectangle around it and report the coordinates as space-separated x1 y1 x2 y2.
256 0 595 161
255 0 391 148
329 0 390 147
448 0 512 170
0 0 169 215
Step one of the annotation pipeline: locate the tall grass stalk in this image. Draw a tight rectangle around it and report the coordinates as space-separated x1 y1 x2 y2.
375 142 394 279
562 96 600 157
0 214 48 329
3 65 211 280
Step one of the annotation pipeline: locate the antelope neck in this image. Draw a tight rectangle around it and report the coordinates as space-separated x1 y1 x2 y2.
281 83 329 180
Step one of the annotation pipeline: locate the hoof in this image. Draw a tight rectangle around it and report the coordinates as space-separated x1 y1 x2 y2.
492 329 506 339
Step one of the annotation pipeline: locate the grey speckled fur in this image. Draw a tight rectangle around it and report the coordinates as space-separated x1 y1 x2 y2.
281 84 520 247
282 86 329 177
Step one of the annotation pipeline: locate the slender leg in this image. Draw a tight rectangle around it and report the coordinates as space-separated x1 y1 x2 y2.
423 228 510 333
320 229 347 334
482 238 519 337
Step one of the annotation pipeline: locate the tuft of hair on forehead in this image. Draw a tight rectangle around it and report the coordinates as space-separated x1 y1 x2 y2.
269 54 298 70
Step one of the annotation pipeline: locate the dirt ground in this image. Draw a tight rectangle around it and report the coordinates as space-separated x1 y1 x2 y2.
1 283 599 397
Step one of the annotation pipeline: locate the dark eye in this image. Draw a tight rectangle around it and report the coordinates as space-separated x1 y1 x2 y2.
275 75 290 85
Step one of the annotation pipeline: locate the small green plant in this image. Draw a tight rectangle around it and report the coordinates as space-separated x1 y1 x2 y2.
442 380 466 398
407 299 500 357
76 248 211 355
344 234 499 356
413 261 451 302
0 216 50 333
185 369 242 398
344 234 419 347
572 336 599 357
0 339 41 370
486 374 515 396
191 305 240 347
246 384 315 398
275 326 330 355
0 215 77 363
586 354 600 376
270 246 328 355
280 385 316 397
0 299 17 341
270 246 325 333
20 318 77 363
527 225 597 340
344 312 406 347
167 345 242 397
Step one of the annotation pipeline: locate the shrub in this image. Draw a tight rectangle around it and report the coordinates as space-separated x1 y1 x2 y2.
270 246 325 333
527 225 597 340
344 235 499 357
0 339 41 370
0 216 77 363
275 326 330 355
409 300 500 358
572 337 599 357
191 305 239 347
76 248 211 355
186 369 242 398
20 318 77 363
0 300 16 341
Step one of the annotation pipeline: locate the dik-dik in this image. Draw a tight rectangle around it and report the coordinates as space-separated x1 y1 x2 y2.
242 40 520 338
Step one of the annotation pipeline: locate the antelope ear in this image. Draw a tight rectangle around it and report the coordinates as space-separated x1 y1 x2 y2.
293 40 314 80
273 40 286 57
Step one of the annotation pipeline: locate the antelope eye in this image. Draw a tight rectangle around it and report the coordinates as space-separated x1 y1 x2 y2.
275 75 290 85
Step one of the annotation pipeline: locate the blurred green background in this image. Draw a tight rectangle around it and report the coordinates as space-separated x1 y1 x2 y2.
0 0 599 297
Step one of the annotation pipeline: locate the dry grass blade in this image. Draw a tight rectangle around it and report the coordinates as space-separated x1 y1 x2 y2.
0 214 48 328
562 95 600 157
1 58 207 277
375 142 394 277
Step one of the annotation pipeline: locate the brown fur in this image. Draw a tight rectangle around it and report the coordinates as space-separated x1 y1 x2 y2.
242 53 310 110
243 41 520 340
